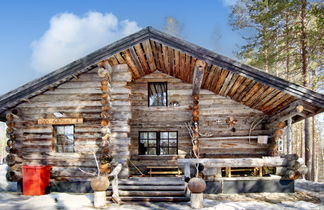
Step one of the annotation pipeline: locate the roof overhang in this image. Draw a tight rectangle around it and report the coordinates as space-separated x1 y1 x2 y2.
0 26 323 121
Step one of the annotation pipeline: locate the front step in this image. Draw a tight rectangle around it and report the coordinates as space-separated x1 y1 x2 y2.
107 177 189 202
107 190 185 196
108 196 189 202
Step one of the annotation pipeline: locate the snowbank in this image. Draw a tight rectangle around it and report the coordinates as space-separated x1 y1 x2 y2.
0 164 16 192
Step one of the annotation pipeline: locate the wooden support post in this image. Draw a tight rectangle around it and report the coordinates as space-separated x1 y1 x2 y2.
191 60 205 159
286 117 292 154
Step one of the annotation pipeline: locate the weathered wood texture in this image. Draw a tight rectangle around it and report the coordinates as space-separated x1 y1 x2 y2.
1 27 323 121
129 72 270 174
110 64 132 178
12 68 104 180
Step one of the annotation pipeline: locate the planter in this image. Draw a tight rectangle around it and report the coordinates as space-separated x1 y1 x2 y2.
188 177 206 193
90 176 110 191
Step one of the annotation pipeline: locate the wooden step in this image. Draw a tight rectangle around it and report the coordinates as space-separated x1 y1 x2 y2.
118 180 185 186
106 190 185 197
107 196 190 202
108 185 185 191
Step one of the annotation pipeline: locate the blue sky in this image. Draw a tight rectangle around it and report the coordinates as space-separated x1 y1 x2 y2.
0 0 241 95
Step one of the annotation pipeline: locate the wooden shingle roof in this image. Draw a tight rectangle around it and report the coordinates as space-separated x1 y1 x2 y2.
0 26 323 119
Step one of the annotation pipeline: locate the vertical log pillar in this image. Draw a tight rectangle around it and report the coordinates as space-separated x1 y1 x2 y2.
286 117 292 154
304 117 312 180
110 64 132 179
192 95 200 158
98 62 113 175
191 60 205 159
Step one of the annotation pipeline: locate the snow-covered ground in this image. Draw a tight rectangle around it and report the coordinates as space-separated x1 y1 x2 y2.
0 192 322 210
0 164 16 192
0 164 323 210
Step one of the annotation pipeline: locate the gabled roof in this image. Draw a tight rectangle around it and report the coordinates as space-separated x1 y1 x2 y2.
0 26 323 120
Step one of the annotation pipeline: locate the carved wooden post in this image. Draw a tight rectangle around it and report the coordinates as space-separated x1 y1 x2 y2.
191 60 205 159
190 60 205 209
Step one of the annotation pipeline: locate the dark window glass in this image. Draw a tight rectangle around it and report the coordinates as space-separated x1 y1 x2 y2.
139 131 177 155
54 125 74 153
148 82 167 106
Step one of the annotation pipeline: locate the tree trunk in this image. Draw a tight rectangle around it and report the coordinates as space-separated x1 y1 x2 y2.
304 118 311 180
299 0 312 181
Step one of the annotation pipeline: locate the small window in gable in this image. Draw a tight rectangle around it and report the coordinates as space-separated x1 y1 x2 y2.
54 125 74 153
148 82 167 106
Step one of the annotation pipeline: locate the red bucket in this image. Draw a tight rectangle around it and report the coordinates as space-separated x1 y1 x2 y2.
22 165 51 195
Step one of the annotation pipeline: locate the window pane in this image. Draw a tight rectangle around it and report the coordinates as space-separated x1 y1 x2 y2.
148 132 156 139
169 148 177 155
169 140 177 147
147 148 156 155
148 82 167 106
160 147 168 155
140 132 147 139
55 125 74 153
140 139 147 147
169 132 177 139
56 126 65 134
160 140 168 147
161 132 168 139
65 126 74 134
149 140 156 147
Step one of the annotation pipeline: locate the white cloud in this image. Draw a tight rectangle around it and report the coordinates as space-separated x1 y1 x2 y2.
220 0 237 7
31 12 141 73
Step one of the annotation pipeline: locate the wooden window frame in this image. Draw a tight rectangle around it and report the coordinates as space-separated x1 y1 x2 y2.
53 125 75 153
138 131 178 156
148 82 168 107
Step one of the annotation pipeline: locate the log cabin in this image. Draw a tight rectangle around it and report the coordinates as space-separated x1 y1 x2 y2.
1 27 323 200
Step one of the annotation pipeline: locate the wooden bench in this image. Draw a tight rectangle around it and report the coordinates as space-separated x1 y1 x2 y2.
147 166 182 177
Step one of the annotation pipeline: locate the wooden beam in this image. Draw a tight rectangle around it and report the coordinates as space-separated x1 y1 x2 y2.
122 50 141 79
178 157 289 168
192 60 206 96
142 40 156 72
134 44 150 74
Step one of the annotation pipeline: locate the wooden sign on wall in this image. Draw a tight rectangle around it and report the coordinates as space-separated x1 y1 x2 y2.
37 118 83 125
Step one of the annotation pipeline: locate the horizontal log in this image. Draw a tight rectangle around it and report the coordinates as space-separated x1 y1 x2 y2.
6 154 23 166
6 169 22 182
178 157 286 168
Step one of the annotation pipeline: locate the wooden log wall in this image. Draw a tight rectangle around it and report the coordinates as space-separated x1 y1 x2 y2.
11 68 104 181
129 71 271 174
109 64 132 178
